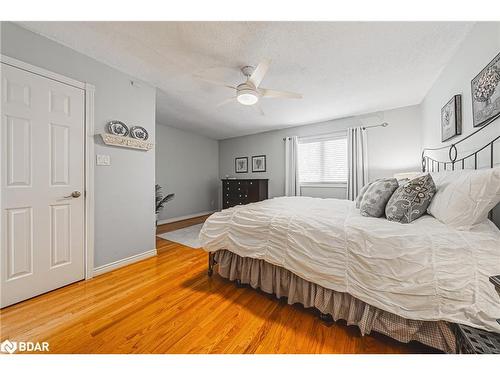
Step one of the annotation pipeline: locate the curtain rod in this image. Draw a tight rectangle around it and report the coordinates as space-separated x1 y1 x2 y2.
282 122 389 141
361 122 389 130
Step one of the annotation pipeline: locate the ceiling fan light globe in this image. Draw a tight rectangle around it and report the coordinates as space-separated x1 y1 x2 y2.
237 91 259 106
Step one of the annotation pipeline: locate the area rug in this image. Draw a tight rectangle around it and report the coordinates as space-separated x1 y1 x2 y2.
157 223 203 248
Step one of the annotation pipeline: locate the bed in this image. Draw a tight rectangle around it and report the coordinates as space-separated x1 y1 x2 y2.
199 127 500 353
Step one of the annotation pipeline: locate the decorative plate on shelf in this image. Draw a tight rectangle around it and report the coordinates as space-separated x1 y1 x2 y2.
130 126 149 140
107 121 129 136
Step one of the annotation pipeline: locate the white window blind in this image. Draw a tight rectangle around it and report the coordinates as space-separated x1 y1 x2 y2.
298 134 348 184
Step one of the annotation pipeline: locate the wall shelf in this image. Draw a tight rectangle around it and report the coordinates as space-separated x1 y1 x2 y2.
100 133 154 151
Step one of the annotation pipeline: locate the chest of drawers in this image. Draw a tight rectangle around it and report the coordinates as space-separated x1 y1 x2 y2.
222 179 268 209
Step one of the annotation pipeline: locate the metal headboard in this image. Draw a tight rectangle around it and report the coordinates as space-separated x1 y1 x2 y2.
421 116 499 173
421 116 499 226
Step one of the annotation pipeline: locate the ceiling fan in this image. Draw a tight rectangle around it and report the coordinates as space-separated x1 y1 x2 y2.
194 59 303 113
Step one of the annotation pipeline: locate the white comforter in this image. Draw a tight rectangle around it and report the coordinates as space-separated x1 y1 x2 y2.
200 197 500 332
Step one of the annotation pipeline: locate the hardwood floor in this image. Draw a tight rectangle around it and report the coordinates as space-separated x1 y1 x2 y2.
0 230 438 353
156 214 212 235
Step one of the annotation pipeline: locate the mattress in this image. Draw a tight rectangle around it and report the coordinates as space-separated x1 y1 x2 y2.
199 196 500 333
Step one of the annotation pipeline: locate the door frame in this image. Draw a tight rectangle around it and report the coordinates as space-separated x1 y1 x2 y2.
0 54 96 280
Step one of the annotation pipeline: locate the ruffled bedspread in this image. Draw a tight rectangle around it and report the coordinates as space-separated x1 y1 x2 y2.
200 197 500 333
215 249 455 352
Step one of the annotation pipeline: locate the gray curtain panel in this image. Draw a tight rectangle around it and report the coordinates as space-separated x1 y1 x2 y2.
284 136 300 196
347 127 368 201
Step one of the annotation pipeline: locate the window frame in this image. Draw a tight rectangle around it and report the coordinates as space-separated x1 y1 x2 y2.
297 131 348 187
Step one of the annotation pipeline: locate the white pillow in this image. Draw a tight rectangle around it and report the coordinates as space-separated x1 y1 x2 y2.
428 166 500 230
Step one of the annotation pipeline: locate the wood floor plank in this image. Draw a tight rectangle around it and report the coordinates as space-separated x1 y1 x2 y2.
156 214 212 235
0 236 439 353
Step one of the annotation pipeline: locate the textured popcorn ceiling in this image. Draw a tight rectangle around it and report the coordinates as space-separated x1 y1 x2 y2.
17 22 473 139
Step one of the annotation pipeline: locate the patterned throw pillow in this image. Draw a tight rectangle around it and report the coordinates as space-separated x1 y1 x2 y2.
360 178 399 217
397 178 410 186
385 174 436 224
355 181 374 208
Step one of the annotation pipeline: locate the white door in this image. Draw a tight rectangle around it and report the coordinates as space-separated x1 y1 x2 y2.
1 62 85 308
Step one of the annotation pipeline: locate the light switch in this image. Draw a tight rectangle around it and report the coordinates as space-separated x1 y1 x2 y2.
96 154 111 166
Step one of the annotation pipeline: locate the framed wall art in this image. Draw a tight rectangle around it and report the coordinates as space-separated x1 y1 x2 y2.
471 51 500 127
252 155 266 172
441 94 462 142
235 157 248 173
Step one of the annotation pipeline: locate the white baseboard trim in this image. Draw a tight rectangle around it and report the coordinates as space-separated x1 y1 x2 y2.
157 210 216 226
93 248 157 276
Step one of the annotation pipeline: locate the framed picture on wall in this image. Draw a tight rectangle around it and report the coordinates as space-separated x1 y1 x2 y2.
471 51 500 127
252 155 266 172
235 157 248 173
441 94 462 142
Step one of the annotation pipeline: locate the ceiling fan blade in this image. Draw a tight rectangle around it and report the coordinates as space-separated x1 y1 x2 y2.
249 59 271 87
194 74 236 90
216 97 236 107
259 88 303 99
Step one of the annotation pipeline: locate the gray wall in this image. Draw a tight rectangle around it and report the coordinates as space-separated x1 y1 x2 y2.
420 22 500 226
156 123 219 221
421 22 500 156
219 105 422 200
1 22 157 267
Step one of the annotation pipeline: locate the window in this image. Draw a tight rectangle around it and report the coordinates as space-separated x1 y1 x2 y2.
298 134 348 184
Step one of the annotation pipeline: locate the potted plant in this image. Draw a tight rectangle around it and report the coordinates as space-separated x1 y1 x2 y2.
155 184 175 226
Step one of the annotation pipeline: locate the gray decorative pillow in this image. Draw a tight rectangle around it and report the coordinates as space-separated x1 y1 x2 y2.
385 174 436 224
359 178 399 218
397 178 410 186
355 181 374 208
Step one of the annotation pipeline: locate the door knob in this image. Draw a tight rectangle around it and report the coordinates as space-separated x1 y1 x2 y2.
64 191 81 198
